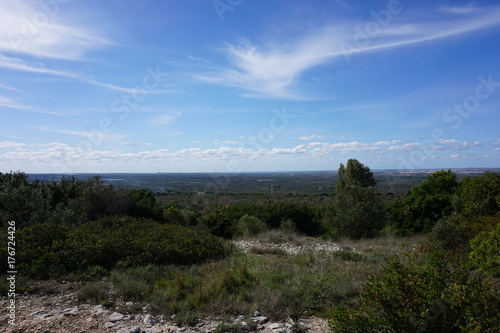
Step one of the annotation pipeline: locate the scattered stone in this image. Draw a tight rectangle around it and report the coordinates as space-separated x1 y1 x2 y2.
117 327 141 333
166 325 181 332
145 326 164 333
268 323 282 330
62 307 79 316
144 313 155 327
266 323 293 333
92 305 103 312
104 321 117 329
110 312 125 322
92 304 109 316
251 316 269 324
40 313 57 320
29 309 48 316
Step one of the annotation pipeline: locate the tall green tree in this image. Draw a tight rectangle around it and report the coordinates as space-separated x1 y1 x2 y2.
336 159 376 192
331 160 384 239
332 186 386 239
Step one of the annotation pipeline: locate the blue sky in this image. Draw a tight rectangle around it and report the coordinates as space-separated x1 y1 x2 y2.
1 0 499 173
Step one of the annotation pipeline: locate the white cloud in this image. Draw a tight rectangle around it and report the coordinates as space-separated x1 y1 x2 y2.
30 142 68 147
119 142 137 146
439 5 480 15
0 84 26 94
300 135 324 141
38 126 124 141
434 139 482 150
388 143 420 151
0 141 26 148
307 141 379 152
0 138 494 172
373 140 402 146
490 139 500 147
0 54 173 95
197 5 500 99
149 111 181 125
0 95 65 115
0 1 109 60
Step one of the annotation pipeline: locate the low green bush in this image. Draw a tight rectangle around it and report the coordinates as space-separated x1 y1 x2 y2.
235 214 268 236
76 281 111 304
330 250 500 332
12 216 233 277
14 223 69 278
54 216 233 271
469 223 500 277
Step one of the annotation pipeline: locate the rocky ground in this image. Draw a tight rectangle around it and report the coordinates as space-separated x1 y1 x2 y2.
1 281 329 333
233 239 341 255
1 279 329 333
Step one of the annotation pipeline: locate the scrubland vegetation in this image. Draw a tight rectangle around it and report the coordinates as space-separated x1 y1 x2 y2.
1 160 499 332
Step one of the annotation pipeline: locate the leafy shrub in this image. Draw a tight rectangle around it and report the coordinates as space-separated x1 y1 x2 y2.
0 172 52 227
279 218 296 233
163 205 186 225
54 216 233 271
111 265 160 301
432 215 467 251
261 202 320 236
459 172 500 217
330 251 500 332
128 189 162 220
388 170 459 235
203 212 234 238
469 223 500 277
10 216 233 276
76 281 111 304
235 214 268 236
13 223 69 278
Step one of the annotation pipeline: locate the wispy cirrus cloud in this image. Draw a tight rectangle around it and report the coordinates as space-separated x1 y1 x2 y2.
0 54 172 95
0 84 26 94
0 3 172 96
37 126 124 140
149 111 182 125
0 95 65 115
0 1 109 60
197 4 500 100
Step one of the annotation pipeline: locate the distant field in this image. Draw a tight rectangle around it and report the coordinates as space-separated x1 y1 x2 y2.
29 168 499 197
